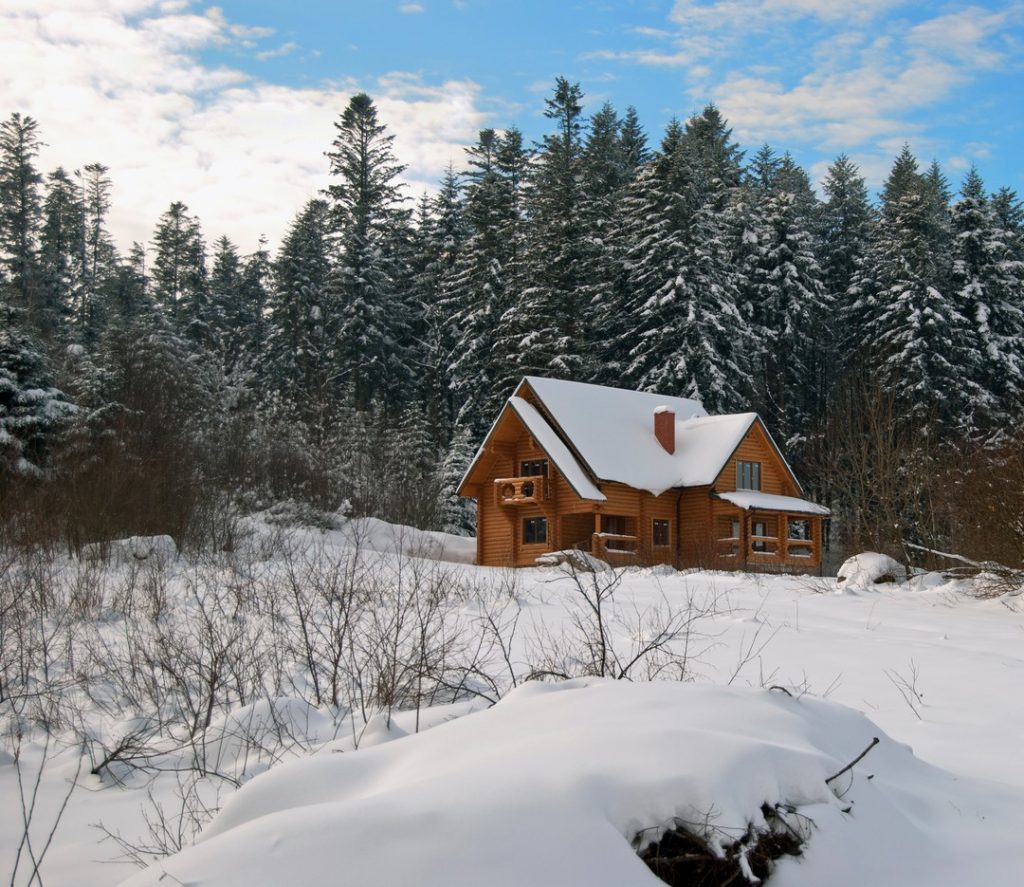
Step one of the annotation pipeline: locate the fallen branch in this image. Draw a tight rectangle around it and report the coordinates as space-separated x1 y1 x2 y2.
826 737 879 785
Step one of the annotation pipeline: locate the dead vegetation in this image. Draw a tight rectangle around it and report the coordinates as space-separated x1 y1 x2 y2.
637 804 807 886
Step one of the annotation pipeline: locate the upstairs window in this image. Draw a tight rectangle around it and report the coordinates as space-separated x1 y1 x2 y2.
737 460 761 491
523 517 547 545
521 459 548 477
652 519 670 547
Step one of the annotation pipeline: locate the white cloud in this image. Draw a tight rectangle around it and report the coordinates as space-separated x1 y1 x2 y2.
399 3 425 13
583 48 692 67
670 0 905 29
0 1 489 253
256 41 299 60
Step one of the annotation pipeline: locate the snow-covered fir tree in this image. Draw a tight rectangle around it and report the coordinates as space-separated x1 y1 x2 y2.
950 168 1024 431
325 92 411 410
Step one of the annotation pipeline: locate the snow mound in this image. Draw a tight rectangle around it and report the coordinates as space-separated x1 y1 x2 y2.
80 534 177 564
340 517 475 564
123 681 1023 887
836 552 907 590
535 548 612 572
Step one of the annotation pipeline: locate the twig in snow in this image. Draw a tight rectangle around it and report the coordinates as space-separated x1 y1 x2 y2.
825 737 880 785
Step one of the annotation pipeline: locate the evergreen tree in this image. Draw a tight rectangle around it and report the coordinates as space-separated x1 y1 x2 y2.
150 201 207 332
449 127 529 437
950 168 1024 428
0 113 43 318
0 303 75 478
408 168 467 445
849 148 980 430
39 167 85 340
503 78 589 381
265 199 337 432
76 162 117 346
613 118 748 410
325 92 411 409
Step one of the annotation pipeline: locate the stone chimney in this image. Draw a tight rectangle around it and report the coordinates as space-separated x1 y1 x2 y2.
654 406 675 454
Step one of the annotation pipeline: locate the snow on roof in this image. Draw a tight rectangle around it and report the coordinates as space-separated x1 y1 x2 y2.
716 490 831 516
524 377 754 495
509 397 605 501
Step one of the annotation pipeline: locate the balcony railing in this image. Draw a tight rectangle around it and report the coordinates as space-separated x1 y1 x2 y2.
494 476 549 506
592 532 639 563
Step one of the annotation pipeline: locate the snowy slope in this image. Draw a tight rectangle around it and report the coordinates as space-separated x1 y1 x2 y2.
123 680 1024 887
2 520 1024 886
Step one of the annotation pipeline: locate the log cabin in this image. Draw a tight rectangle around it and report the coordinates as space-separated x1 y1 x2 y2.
457 377 829 572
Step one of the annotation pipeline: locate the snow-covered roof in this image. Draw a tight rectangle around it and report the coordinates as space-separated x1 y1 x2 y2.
523 378 756 495
716 490 831 516
509 397 605 502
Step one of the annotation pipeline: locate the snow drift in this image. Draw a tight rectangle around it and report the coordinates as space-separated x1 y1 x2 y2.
124 680 1024 887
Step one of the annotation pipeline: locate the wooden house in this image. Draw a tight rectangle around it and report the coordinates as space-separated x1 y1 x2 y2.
457 377 829 572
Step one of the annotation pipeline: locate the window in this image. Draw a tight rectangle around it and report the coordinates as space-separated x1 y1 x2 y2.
521 460 548 477
523 517 547 545
737 460 761 491
788 518 810 541
752 520 767 552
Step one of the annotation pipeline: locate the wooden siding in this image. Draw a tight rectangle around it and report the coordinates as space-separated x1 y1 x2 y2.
713 420 799 496
465 403 821 573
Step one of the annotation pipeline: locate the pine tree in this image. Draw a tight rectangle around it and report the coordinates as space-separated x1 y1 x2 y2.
503 78 589 381
612 117 748 410
449 128 529 437
849 148 980 430
265 199 338 433
150 201 208 333
325 92 411 410
950 168 1024 428
0 113 43 319
39 167 85 341
0 302 75 478
76 162 117 347
408 167 467 445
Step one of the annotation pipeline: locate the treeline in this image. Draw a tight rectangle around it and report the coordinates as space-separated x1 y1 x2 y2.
1 80 1023 563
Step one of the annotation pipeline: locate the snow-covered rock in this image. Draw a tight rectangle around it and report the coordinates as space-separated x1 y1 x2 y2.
836 552 907 590
123 680 1024 887
80 534 178 564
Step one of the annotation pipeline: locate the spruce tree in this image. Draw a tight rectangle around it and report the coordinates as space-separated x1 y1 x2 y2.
150 201 207 331
950 168 1024 428
849 148 980 430
503 78 589 381
265 199 337 434
325 92 411 410
39 167 85 340
0 113 43 319
449 128 529 436
612 117 748 411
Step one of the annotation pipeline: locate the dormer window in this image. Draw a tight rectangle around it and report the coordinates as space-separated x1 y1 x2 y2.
737 460 761 491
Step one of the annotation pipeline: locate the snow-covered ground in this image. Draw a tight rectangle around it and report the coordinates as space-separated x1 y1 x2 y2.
2 519 1023 885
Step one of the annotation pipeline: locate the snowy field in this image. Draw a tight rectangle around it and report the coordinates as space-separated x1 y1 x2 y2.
2 518 1023 886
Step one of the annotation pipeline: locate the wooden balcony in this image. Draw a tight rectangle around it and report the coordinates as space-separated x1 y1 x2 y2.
494 475 549 506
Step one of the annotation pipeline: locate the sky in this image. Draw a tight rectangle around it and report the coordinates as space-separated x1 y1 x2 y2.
3 0 1022 253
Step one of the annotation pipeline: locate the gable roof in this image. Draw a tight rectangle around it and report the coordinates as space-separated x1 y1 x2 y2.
508 397 605 501
460 377 802 499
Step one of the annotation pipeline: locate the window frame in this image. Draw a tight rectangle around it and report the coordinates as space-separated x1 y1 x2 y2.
522 516 548 545
736 460 762 491
520 459 548 477
652 518 671 547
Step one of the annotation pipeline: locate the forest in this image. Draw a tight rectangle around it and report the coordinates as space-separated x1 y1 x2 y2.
2 79 1023 568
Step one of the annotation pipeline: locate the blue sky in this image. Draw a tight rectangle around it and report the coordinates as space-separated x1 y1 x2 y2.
2 1 1021 250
